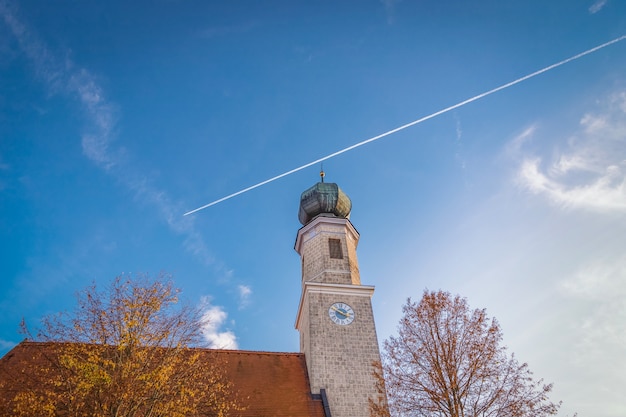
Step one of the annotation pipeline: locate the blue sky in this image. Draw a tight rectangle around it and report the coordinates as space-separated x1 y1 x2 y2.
1 1 625 415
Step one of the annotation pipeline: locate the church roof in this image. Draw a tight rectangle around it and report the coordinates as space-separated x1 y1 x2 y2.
0 341 326 417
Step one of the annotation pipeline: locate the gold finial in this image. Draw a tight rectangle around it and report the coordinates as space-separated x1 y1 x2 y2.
320 164 325 183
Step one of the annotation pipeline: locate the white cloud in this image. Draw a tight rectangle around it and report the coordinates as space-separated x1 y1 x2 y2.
515 92 626 212
519 158 626 211
237 284 252 309
507 91 626 411
199 298 238 349
589 0 608 14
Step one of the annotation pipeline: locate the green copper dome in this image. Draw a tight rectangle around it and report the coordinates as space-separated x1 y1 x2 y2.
298 182 352 225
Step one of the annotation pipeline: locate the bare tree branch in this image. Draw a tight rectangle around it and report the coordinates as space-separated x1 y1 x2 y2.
373 290 562 417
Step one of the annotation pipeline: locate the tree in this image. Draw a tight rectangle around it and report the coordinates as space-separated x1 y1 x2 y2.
375 290 561 417
11 274 240 417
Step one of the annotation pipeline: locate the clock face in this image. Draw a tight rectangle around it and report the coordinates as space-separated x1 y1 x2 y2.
328 302 355 325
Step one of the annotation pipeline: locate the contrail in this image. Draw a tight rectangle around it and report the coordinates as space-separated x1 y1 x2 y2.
184 35 626 216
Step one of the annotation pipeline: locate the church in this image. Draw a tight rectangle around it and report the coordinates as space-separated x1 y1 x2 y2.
0 178 388 417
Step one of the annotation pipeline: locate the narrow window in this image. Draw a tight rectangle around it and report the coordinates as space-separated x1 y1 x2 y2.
329 238 343 259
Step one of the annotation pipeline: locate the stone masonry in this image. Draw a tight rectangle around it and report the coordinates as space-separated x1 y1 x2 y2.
295 215 385 417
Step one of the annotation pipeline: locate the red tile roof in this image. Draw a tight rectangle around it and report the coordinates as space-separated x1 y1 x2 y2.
0 341 326 417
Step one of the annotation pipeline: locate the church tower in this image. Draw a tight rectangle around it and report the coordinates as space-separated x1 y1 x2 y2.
295 174 387 417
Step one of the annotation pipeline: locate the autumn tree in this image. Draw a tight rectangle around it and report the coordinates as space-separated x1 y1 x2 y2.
11 274 240 417
375 290 561 417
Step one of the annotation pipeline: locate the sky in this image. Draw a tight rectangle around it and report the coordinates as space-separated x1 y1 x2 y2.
1 0 625 415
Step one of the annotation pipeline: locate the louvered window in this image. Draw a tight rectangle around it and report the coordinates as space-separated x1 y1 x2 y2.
329 238 343 259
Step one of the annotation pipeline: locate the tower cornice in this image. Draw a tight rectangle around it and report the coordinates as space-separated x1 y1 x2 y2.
294 282 375 331
294 215 360 255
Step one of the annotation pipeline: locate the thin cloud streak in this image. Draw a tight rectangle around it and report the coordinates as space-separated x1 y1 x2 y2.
380 0 402 24
0 2 217 267
0 1 65 91
185 34 626 216
589 0 608 14
453 114 466 172
237 284 252 309
505 125 538 160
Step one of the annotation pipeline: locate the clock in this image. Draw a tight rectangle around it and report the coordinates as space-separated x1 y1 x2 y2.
328 302 355 325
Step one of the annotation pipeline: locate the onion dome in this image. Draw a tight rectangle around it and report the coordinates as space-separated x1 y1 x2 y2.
298 175 352 225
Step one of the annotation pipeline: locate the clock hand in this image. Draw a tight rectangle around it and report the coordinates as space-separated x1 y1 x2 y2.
330 305 351 318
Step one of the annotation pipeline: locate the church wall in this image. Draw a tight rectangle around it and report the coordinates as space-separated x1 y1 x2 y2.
298 219 360 286
304 291 381 417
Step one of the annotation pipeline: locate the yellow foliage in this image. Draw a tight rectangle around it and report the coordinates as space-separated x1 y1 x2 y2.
13 274 240 417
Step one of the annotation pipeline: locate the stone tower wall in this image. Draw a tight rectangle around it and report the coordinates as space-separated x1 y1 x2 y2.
303 290 382 417
296 216 360 286
295 215 386 417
